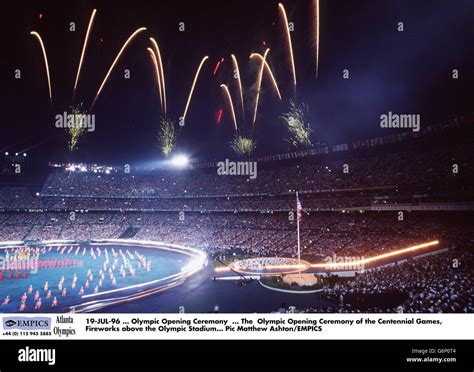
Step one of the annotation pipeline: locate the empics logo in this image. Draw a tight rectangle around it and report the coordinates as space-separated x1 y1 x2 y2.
18 346 56 366
3 317 51 330
4 319 17 327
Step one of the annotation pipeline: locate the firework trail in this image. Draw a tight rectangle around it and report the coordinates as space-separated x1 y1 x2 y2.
278 3 297 87
314 0 320 78
250 53 282 101
30 31 52 105
217 108 223 125
220 84 238 132
149 37 167 114
213 59 223 76
73 9 97 98
91 27 147 110
230 54 245 120
251 48 270 128
182 56 209 122
147 48 163 111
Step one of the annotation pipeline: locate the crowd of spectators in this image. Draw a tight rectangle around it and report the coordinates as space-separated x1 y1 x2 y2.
315 248 473 313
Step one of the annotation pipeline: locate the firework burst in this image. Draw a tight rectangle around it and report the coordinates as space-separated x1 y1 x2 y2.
281 100 313 148
66 103 89 151
158 116 178 156
230 135 256 157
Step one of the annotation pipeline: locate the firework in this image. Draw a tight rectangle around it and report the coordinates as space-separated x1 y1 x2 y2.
182 56 209 122
220 84 238 132
230 135 256 157
158 117 177 156
73 9 97 98
147 48 163 112
314 0 320 78
66 103 89 151
230 54 245 120
251 48 270 127
281 100 313 148
149 37 167 114
91 27 147 109
30 31 52 104
250 53 282 101
278 3 297 87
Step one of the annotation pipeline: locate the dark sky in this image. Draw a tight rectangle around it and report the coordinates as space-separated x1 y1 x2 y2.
1 0 474 167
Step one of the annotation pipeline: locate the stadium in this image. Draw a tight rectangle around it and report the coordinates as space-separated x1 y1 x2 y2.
1 0 473 314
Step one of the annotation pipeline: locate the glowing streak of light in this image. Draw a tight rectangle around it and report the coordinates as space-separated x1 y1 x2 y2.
73 9 97 97
217 108 223 125
182 56 209 121
311 240 440 268
147 48 163 111
278 3 297 87
91 27 147 110
314 0 320 78
220 84 238 132
30 31 52 104
230 54 245 120
149 38 167 115
214 241 440 272
250 53 282 101
251 48 270 127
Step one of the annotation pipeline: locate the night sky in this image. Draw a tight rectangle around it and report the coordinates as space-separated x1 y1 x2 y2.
1 0 474 167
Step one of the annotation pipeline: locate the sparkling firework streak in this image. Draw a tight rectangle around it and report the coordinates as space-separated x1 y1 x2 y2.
149 38 167 115
314 0 320 78
220 84 238 132
251 48 270 127
215 241 440 272
250 53 282 101
230 54 245 120
278 3 297 87
73 9 97 97
147 48 163 112
91 27 147 110
30 31 52 104
182 56 209 122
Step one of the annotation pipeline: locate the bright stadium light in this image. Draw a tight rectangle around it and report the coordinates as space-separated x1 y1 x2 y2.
170 154 189 168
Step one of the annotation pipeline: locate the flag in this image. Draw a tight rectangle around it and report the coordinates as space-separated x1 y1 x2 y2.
296 193 302 222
